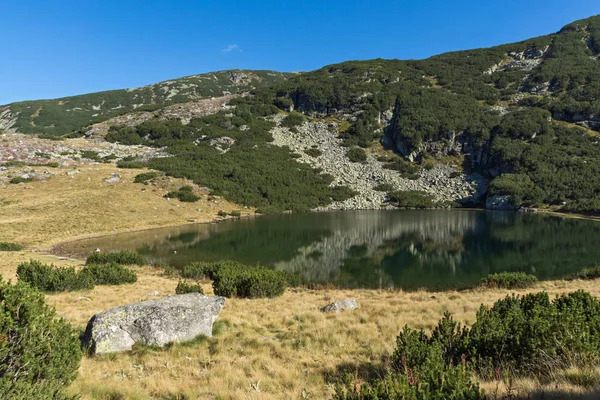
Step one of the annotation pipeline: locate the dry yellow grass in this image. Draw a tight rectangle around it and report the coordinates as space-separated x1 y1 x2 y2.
3 160 600 399
0 163 251 249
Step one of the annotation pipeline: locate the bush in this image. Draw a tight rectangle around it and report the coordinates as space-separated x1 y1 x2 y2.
0 242 23 251
389 190 436 208
181 260 243 280
346 147 367 163
304 148 323 157
217 210 228 217
86 250 146 266
82 262 137 285
175 280 204 294
134 171 159 184
17 260 95 292
480 271 538 289
116 160 147 169
0 278 82 399
372 183 394 192
165 186 200 202
9 176 34 184
230 210 241 217
569 266 600 280
282 270 301 287
212 264 287 298
281 112 307 129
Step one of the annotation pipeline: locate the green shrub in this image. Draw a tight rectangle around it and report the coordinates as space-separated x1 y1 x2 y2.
217 210 228 217
116 160 147 169
165 187 200 202
480 271 538 289
134 171 159 184
212 264 287 298
82 263 137 285
17 260 95 292
175 280 204 294
346 147 367 163
181 261 244 280
281 112 307 129
230 210 241 217
86 250 146 266
389 190 436 208
0 278 82 399
304 148 323 157
0 242 23 251
9 176 34 184
281 270 301 287
373 183 394 192
383 158 420 174
569 266 600 280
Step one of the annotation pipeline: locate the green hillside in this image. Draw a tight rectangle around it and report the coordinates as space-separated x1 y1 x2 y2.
5 15 600 214
0 70 293 135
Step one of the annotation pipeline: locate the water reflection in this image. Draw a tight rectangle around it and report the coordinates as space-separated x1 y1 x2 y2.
59 210 600 289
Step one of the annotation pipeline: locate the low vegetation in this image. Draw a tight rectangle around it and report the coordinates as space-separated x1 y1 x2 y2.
480 271 538 289
175 280 204 294
346 147 367 163
133 171 159 184
82 262 137 285
0 242 23 251
388 190 437 208
164 185 200 202
9 176 34 184
569 266 600 281
0 278 82 399
85 250 147 266
337 290 600 398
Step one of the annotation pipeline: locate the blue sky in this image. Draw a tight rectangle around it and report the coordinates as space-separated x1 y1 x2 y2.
2 0 600 105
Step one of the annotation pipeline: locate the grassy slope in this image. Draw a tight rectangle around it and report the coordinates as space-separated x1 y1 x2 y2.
2 70 293 136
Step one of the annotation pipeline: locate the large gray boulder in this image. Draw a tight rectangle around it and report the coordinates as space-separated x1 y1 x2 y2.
82 294 225 355
320 298 359 313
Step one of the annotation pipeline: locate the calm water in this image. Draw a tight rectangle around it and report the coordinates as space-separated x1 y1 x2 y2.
59 210 600 290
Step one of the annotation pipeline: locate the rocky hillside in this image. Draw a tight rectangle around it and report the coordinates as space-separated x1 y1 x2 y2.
3 15 600 214
0 70 293 136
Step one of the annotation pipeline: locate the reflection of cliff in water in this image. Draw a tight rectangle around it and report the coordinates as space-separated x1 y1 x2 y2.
272 211 480 288
58 210 600 290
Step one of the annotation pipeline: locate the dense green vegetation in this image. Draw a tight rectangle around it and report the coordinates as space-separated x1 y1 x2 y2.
133 171 159 184
480 271 538 289
86 250 147 266
336 290 600 398
106 105 356 212
179 260 298 298
175 280 204 294
0 242 23 251
16 260 138 292
165 185 200 202
0 278 82 399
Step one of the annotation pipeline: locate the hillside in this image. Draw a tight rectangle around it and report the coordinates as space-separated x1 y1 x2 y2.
0 70 293 135
3 15 600 214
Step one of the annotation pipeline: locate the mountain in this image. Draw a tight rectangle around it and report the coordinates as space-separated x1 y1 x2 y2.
3 15 600 214
0 70 294 135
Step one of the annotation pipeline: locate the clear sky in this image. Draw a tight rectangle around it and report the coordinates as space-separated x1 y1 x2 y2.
2 0 600 105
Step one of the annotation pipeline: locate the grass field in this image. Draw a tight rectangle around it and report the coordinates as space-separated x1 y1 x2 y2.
2 162 600 399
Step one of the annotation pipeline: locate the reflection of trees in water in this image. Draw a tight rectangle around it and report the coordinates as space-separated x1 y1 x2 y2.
62 211 600 289
336 213 600 290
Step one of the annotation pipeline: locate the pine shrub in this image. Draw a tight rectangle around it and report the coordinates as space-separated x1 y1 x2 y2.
0 279 82 399
175 280 204 294
346 147 367 163
0 242 23 251
480 271 538 289
82 262 137 285
17 260 95 292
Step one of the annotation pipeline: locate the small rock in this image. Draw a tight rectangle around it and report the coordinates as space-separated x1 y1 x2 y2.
66 169 79 176
74 296 92 302
320 298 358 313
147 291 159 296
103 174 121 184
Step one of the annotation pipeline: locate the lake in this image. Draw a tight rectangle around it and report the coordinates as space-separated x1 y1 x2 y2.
58 210 600 290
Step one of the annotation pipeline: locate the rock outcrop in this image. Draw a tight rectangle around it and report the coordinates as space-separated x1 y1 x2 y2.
321 298 359 313
82 294 225 355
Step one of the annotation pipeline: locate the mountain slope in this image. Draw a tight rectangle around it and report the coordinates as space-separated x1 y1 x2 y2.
3 15 600 214
0 70 294 135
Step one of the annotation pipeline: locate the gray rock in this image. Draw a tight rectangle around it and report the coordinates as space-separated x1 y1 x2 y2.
320 298 358 313
486 194 517 210
103 173 121 184
82 294 225 355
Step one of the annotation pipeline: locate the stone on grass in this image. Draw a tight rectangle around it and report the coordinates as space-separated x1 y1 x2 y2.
320 298 358 313
82 293 225 355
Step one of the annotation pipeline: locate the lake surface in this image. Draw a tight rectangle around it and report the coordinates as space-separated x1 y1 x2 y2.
59 210 600 290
